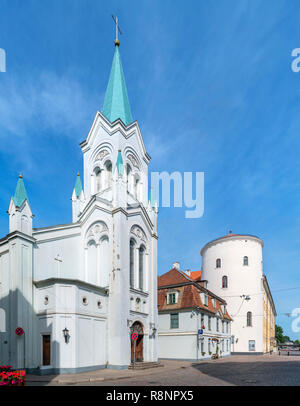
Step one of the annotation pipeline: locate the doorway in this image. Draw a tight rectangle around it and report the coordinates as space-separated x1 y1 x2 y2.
42 335 51 366
131 321 144 363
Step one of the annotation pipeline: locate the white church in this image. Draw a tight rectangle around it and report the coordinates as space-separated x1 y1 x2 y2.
0 35 158 374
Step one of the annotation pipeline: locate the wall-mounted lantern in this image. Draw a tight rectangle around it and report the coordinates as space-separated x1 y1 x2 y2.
63 327 70 344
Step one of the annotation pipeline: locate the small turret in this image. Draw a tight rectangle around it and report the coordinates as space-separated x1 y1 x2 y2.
72 173 85 222
8 174 33 235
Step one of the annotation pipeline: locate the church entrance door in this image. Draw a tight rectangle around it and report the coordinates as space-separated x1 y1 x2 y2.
131 322 144 363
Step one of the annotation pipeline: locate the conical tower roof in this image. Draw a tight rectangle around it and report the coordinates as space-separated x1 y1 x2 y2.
102 45 133 126
74 173 83 198
13 174 28 207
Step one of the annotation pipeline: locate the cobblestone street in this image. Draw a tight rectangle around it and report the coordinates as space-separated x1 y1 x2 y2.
27 354 300 386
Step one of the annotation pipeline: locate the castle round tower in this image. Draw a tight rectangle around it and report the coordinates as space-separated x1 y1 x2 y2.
201 231 265 354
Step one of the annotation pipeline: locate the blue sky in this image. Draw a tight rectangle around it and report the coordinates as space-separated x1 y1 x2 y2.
0 0 300 339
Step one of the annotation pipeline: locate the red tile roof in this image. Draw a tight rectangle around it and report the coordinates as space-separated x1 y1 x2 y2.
157 268 190 287
157 268 232 320
189 270 202 281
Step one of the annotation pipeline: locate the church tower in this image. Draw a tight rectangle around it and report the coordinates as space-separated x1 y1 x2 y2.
0 22 158 373
75 28 158 368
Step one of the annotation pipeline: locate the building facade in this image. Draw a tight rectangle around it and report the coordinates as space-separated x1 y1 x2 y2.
201 231 276 354
263 276 276 353
157 264 232 361
0 38 158 373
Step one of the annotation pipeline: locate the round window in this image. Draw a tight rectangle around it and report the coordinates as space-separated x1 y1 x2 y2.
82 297 88 305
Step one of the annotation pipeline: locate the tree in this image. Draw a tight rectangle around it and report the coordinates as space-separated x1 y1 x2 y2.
294 339 300 345
275 325 285 343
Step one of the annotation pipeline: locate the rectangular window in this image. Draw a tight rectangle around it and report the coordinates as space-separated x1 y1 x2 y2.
226 322 229 333
222 321 224 333
208 339 211 353
249 340 256 352
226 340 229 351
208 316 211 331
201 313 204 327
42 335 51 366
170 313 179 329
204 295 208 306
168 293 176 304
216 318 219 332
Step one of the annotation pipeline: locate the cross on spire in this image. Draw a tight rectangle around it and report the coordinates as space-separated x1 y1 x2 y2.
112 15 122 46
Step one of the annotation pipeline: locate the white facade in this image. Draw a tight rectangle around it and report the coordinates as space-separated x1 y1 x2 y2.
158 310 231 361
0 99 158 373
201 234 265 354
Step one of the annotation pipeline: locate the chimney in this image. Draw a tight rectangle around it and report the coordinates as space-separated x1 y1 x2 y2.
173 262 180 270
185 269 191 276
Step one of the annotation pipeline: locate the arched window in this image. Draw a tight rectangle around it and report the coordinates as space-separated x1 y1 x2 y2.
130 239 135 288
105 161 112 189
222 275 228 288
247 311 252 327
21 215 28 234
216 258 221 268
134 175 140 200
127 164 136 196
139 246 145 291
94 167 101 193
0 308 5 332
99 236 109 287
87 240 97 285
243 256 249 266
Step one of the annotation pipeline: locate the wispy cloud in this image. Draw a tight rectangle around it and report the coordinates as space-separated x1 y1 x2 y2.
0 71 100 138
0 71 101 175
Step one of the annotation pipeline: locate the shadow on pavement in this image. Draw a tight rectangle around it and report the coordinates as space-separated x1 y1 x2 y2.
191 359 300 386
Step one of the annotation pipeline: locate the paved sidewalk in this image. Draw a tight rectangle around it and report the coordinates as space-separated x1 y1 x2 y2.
27 360 187 385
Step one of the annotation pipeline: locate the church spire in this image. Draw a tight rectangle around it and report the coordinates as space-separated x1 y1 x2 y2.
102 18 133 126
13 174 28 207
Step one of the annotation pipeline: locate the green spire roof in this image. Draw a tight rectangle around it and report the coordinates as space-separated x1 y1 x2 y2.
13 175 28 207
74 173 83 198
116 150 124 175
102 45 133 126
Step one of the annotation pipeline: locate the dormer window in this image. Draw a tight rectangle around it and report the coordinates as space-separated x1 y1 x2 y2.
212 298 216 308
204 294 208 306
216 258 221 268
168 292 177 305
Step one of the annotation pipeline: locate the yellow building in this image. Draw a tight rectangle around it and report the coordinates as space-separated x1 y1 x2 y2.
262 276 277 353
